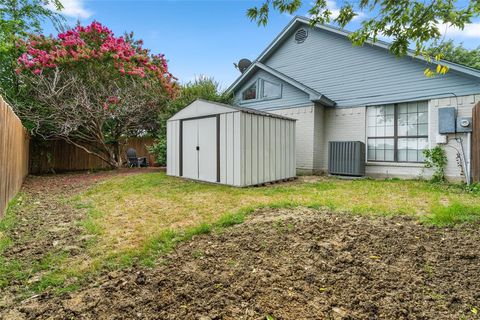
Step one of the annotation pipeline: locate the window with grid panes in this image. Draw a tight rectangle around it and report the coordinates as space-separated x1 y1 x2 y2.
367 101 428 163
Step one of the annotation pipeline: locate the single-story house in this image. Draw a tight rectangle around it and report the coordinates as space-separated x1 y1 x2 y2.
227 16 480 181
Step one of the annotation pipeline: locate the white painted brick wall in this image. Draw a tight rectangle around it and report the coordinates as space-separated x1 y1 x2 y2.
321 107 366 171
271 105 319 173
269 93 479 180
429 94 479 181
313 105 325 171
365 163 431 179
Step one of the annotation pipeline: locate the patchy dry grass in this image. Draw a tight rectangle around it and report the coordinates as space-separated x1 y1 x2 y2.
2 171 480 298
78 173 480 264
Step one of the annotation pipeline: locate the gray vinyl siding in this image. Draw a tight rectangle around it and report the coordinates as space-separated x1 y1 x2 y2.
234 70 310 111
263 27 480 107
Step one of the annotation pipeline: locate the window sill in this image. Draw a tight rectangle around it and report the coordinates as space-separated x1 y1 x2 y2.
366 161 425 168
239 96 281 105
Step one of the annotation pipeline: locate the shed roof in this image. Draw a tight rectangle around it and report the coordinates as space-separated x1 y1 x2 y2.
168 99 296 121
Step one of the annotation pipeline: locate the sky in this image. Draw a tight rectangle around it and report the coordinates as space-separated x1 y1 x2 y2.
42 0 480 89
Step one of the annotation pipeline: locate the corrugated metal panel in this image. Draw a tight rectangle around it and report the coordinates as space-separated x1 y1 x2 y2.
245 113 252 186
167 99 295 187
252 114 259 185
219 112 241 186
233 112 241 186
166 120 180 176
239 113 296 186
328 141 365 176
268 117 276 181
220 114 227 183
258 116 265 183
291 120 295 176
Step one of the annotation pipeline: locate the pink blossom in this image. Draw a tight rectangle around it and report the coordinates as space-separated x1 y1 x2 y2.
16 20 178 98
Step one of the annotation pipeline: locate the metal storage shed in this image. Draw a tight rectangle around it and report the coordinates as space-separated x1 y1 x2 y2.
167 99 296 186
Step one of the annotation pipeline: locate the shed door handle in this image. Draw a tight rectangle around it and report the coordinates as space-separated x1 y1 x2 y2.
196 146 200 151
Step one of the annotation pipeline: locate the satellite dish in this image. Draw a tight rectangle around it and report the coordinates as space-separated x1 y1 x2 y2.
234 58 252 74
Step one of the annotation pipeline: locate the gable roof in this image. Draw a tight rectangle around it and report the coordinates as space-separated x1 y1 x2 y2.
168 98 296 121
230 61 335 107
228 16 480 100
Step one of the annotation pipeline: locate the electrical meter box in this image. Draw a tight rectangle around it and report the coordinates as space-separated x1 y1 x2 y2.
456 117 473 133
438 107 456 134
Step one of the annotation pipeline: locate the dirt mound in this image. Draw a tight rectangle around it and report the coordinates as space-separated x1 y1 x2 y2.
4 207 480 320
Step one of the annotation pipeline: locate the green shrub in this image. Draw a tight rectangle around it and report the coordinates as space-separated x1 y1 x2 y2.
148 137 167 166
423 146 447 183
464 182 480 194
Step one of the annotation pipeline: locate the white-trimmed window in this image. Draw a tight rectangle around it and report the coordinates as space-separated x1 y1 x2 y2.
242 82 257 101
241 79 282 102
367 101 428 163
262 80 281 99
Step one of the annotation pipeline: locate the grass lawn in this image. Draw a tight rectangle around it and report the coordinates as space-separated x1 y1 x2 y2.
2 171 480 296
76 172 480 266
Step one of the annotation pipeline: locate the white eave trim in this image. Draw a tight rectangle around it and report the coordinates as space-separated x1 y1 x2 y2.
227 61 336 107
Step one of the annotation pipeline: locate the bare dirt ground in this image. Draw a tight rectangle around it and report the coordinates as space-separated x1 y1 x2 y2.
0 168 160 313
3 204 479 319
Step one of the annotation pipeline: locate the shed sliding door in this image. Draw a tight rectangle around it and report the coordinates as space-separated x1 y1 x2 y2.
182 116 218 182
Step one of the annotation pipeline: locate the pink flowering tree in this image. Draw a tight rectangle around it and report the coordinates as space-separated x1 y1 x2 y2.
15 21 177 168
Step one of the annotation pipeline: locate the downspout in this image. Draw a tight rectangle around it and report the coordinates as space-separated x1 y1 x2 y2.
466 132 472 185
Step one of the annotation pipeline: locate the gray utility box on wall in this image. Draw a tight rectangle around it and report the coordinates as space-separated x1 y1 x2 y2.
438 107 456 134
328 141 365 176
438 107 473 133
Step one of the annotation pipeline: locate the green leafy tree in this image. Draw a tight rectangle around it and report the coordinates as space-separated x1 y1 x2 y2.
427 40 480 70
149 78 233 166
247 0 480 72
0 0 64 102
16 22 177 168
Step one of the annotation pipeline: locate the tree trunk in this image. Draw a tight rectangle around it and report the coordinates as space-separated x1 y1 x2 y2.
113 141 123 168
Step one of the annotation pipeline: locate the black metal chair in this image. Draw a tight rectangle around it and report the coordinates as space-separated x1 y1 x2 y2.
126 148 148 167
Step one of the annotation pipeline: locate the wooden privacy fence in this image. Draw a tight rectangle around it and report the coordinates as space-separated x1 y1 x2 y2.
0 96 30 216
29 137 157 174
472 102 480 182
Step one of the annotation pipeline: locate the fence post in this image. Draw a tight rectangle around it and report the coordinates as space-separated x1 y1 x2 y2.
472 102 480 183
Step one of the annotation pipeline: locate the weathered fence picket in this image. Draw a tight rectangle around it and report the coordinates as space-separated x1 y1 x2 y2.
0 96 29 216
29 137 157 174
